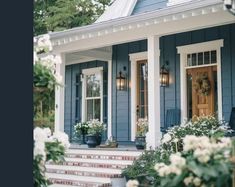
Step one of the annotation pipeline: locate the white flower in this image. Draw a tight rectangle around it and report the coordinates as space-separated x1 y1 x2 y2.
184 176 193 186
51 131 70 149
194 148 211 163
219 137 232 148
34 141 46 160
154 163 166 171
161 133 172 144
173 138 179 143
170 153 186 168
193 177 201 186
34 127 48 142
37 34 52 51
126 180 139 187
43 128 51 137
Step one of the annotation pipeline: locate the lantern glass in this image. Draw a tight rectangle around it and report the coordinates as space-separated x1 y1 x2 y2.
116 71 126 90
160 66 169 87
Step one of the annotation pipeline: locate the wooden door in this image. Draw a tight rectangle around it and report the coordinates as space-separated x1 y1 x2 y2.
187 66 217 117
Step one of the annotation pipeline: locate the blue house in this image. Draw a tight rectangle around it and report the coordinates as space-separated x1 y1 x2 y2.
48 0 235 148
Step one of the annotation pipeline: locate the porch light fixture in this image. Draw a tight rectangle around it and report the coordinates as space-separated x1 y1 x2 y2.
116 68 126 91
160 62 169 87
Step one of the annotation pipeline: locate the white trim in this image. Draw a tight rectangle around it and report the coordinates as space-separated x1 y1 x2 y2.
177 39 224 121
81 67 104 122
129 52 147 141
147 36 162 149
107 60 112 138
54 53 65 132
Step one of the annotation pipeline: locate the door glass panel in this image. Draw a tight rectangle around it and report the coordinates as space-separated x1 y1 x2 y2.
187 54 192 66
187 73 192 119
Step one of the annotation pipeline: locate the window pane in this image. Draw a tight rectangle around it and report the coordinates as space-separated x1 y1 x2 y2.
86 100 93 121
204 51 210 64
211 50 216 64
198 52 203 65
86 73 101 97
94 99 101 120
187 54 192 66
192 53 197 66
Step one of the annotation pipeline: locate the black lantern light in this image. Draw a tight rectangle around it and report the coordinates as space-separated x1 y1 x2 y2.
116 71 126 91
160 63 169 87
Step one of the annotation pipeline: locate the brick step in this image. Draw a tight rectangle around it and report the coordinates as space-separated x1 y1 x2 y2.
46 165 122 178
46 173 111 187
47 157 133 169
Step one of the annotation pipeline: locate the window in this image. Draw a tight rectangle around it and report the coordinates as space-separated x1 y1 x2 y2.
82 67 103 122
187 50 217 67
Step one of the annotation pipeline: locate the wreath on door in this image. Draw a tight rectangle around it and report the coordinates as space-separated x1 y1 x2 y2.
193 74 211 96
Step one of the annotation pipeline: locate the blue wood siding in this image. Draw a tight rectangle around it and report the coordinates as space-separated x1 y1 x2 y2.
112 40 147 142
64 61 108 141
132 0 167 15
160 23 235 130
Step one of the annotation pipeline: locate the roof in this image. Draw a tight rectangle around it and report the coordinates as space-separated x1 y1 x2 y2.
96 0 194 23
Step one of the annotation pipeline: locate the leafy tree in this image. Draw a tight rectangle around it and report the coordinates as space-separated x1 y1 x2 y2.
34 0 112 36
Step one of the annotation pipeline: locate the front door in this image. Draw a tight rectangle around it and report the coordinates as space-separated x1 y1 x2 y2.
186 66 217 118
136 60 148 122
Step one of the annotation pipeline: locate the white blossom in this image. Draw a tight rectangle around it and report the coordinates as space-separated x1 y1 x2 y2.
161 133 172 144
34 127 48 142
193 177 201 186
126 180 139 187
52 131 70 149
184 176 193 186
193 148 211 163
34 141 46 160
170 153 186 168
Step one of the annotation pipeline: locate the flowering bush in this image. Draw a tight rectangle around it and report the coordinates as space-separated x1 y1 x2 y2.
136 118 148 136
74 122 89 136
154 135 233 187
161 115 231 152
33 127 70 187
124 115 232 186
87 119 106 135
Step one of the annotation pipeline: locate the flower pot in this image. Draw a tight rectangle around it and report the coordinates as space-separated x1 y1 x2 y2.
96 134 102 146
135 136 146 150
86 135 98 148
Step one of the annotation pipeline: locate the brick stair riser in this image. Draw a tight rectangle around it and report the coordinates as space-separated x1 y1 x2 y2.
50 178 111 187
66 154 137 161
47 169 122 178
48 161 129 170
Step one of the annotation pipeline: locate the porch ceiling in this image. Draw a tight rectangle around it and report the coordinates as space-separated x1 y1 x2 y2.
65 46 112 65
50 0 235 53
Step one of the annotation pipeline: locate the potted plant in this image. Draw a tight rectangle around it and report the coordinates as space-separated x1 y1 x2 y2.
74 122 89 144
135 118 148 150
86 119 106 148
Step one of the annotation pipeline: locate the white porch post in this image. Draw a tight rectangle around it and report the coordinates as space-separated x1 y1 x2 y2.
107 60 112 138
54 53 65 132
146 35 162 149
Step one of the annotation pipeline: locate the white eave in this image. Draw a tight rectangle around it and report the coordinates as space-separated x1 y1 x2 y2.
49 0 235 51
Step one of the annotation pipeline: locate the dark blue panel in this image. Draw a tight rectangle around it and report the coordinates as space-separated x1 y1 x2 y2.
132 0 167 15
112 40 147 141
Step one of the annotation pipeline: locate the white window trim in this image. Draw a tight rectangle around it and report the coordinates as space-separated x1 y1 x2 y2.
129 52 147 141
177 39 224 121
81 67 104 122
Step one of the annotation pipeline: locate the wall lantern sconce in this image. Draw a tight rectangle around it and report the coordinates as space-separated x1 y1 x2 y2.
116 66 127 91
160 61 169 87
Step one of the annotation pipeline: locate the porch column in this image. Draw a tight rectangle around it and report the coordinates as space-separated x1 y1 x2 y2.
54 53 65 132
147 35 162 149
107 60 112 138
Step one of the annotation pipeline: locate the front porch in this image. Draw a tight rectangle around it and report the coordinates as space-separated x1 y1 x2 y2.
51 1 235 148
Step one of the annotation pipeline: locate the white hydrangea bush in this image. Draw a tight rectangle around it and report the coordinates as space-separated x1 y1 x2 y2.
33 127 70 187
154 135 233 187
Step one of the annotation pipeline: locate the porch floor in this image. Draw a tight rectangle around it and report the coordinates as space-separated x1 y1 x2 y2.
69 143 140 151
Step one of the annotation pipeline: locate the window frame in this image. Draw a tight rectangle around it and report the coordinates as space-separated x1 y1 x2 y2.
81 67 103 122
